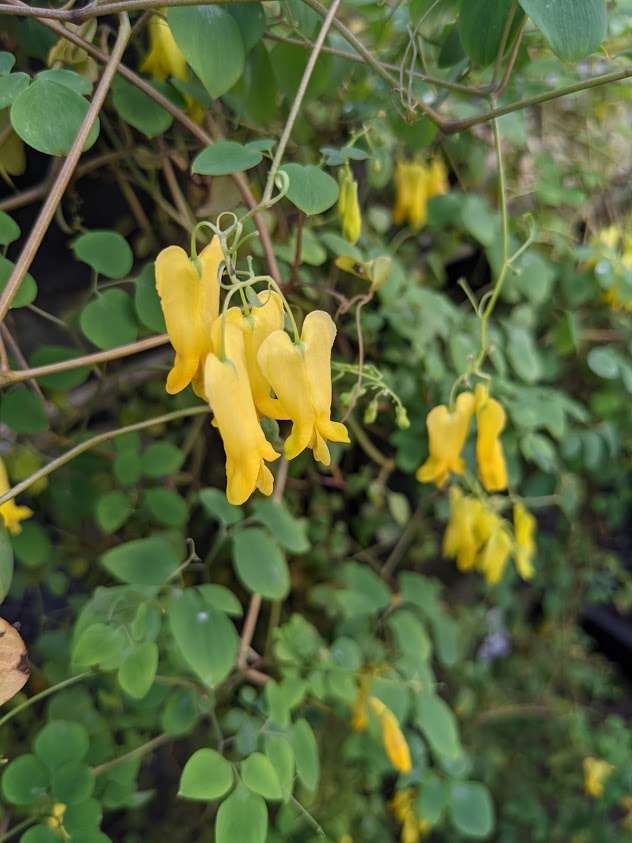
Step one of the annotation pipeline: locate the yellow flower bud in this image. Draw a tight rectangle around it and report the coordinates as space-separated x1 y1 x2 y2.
478 521 512 585
369 697 412 774
141 11 187 82
338 169 362 245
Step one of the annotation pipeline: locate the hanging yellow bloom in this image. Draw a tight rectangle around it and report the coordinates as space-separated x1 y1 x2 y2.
475 383 508 492
478 520 512 585
583 756 614 798
369 697 412 774
338 168 362 245
416 392 475 488
204 310 279 505
0 458 32 536
513 502 536 580
443 486 484 572
141 11 187 82
155 236 223 395
393 161 429 231
241 291 288 419
426 155 448 199
257 311 350 465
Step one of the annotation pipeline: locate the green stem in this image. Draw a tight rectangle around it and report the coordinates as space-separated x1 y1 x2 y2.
0 406 209 506
0 672 91 729
91 734 171 777
0 816 38 843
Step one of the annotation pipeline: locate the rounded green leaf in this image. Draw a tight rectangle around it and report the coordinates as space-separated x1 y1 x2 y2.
20 827 59 843
73 230 133 279
416 693 461 759
1 754 49 805
232 528 289 600
241 752 283 801
111 76 174 139
51 761 94 804
518 0 607 60
449 781 495 838
197 584 243 617
167 6 245 98
459 0 523 67
0 52 15 74
134 262 165 332
37 68 92 95
144 487 188 527
289 718 319 792
264 735 294 803
0 385 48 433
141 443 184 478
587 346 620 379
251 499 309 553
281 163 339 216
0 524 13 603
95 490 132 534
0 72 29 109
34 720 89 770
63 799 103 835
161 687 199 736
216 784 268 843
80 289 138 350
117 641 158 699
178 748 233 800
100 536 180 586
227 3 265 52
0 210 20 246
72 623 127 667
198 487 243 526
192 140 262 176
11 79 99 155
0 255 37 308
28 345 90 391
11 521 51 568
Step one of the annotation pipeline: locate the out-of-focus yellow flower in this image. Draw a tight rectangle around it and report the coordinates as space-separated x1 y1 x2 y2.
351 674 372 732
339 836 354 843
0 458 32 536
393 161 429 231
204 310 279 505
46 802 68 839
390 790 432 843
478 520 512 585
338 167 362 245
141 11 187 81
583 756 614 798
47 21 98 81
257 311 350 465
369 697 412 774
416 392 475 488
427 155 448 198
443 486 484 572
597 225 621 251
155 236 223 395
241 291 287 419
513 502 536 580
475 383 508 492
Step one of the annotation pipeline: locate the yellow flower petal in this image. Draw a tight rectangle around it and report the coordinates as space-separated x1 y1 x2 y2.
513 502 536 580
141 12 187 82
416 392 475 487
443 487 484 572
241 291 288 419
475 383 508 492
0 458 33 536
583 756 614 798
479 522 512 585
369 697 412 774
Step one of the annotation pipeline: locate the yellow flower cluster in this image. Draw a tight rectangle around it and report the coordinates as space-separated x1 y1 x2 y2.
0 457 32 536
338 166 362 245
393 156 448 231
417 384 536 584
583 756 614 798
390 789 432 843
155 237 349 505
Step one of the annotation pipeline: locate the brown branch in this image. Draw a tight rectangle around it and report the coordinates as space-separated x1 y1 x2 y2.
0 13 132 323
0 0 259 22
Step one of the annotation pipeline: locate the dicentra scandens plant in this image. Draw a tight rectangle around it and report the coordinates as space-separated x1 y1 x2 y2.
0 0 631 842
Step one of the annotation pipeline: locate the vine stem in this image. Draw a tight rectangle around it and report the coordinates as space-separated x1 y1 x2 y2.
0 13 131 323
0 672 91 729
0 816 37 843
91 733 171 776
263 0 342 204
0 0 258 20
0 406 209 506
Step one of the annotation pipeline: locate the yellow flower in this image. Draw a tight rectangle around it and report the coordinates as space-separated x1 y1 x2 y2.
338 169 362 245
620 795 632 830
475 383 508 492
443 486 484 572
241 291 288 419
369 697 412 774
426 155 448 198
416 392 475 488
141 11 187 82
393 161 429 231
46 803 68 839
583 756 614 798
390 790 431 843
155 236 223 395
478 520 512 585
257 311 350 465
204 310 279 505
513 502 536 580
0 458 32 536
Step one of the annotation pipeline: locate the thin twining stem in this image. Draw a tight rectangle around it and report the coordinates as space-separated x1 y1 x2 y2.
0 13 131 323
0 0 259 22
0 406 209 506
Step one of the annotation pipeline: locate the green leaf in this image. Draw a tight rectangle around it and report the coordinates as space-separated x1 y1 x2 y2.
144 487 188 527
281 163 339 216
518 0 607 60
505 325 542 383
227 3 265 52
0 210 19 246
520 431 557 472
117 641 158 699
141 442 184 478
232 528 290 600
416 772 449 824
251 499 309 553
0 524 13 603
264 735 294 802
227 43 277 125
37 68 92 95
216 784 268 843
587 346 620 379
449 781 494 838
134 262 165 332
460 195 499 246
197 584 243 616
11 521 51 568
162 687 199 736
415 694 461 759
73 623 127 667
73 230 133 279
1 754 49 805
199 487 243 526
95 490 132 534
80 289 138 350
51 761 94 804
178 748 233 800
0 72 29 109
387 610 432 666
459 0 523 67
28 345 90 390
20 827 60 843
0 255 37 308
0 52 15 74
62 799 102 835
111 76 173 138
100 536 180 586
0 385 48 433
192 140 262 176
34 721 89 770
289 718 319 792
11 79 99 155
167 6 245 98
168 588 238 687
241 752 283 800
